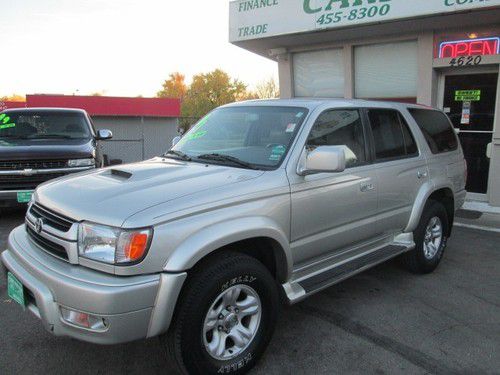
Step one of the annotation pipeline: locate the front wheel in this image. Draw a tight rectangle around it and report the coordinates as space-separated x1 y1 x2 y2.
401 200 450 274
163 252 279 375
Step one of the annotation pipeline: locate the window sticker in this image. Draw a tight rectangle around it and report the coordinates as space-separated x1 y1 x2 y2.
461 101 471 125
296 112 304 118
186 130 207 140
286 123 297 133
0 114 15 130
269 144 286 161
455 90 481 102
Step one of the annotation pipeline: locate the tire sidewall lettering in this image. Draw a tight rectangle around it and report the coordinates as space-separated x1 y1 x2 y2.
221 275 257 292
217 353 253 374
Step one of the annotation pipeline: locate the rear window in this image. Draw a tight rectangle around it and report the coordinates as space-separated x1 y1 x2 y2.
408 109 458 154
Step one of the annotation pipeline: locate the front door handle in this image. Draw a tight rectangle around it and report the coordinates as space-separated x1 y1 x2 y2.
417 170 428 179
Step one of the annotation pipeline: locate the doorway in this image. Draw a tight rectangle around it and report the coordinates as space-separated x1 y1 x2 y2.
440 70 498 197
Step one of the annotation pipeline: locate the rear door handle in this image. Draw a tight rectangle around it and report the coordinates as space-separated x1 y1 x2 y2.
417 170 428 179
360 182 375 192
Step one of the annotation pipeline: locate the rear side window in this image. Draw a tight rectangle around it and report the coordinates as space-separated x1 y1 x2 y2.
408 109 458 154
368 109 418 161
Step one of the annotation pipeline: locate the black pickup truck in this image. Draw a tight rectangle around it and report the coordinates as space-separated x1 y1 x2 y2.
0 108 112 207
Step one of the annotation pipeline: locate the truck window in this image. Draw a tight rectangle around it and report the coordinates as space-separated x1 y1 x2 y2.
368 109 418 161
408 108 458 154
307 109 366 168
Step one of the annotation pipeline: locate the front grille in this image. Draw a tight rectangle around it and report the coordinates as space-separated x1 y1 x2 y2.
0 173 66 190
29 203 74 232
26 226 69 261
0 160 68 171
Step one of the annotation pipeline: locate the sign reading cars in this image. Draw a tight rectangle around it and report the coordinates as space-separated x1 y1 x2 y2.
229 0 500 42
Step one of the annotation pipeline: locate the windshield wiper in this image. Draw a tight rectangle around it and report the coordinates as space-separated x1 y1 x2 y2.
164 150 192 161
197 153 258 170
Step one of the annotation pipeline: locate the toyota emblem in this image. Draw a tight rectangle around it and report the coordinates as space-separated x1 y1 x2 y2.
35 218 44 234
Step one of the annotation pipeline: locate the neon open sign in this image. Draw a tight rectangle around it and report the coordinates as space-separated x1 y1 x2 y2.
439 37 500 58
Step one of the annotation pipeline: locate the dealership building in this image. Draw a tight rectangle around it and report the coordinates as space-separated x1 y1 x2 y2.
230 0 500 208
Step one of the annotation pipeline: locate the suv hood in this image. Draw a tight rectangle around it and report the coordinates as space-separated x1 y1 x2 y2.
35 157 264 227
0 138 94 160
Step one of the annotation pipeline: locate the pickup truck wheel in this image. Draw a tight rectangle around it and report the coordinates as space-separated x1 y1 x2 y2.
402 200 449 274
163 252 279 375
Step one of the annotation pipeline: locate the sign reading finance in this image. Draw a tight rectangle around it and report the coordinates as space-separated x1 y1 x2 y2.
230 0 500 42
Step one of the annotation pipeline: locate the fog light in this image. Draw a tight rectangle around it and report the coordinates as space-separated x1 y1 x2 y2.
60 307 107 331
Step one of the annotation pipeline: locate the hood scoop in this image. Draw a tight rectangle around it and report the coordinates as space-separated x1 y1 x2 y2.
109 169 133 179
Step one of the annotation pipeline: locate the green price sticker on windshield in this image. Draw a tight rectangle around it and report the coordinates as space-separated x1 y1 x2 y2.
0 113 15 129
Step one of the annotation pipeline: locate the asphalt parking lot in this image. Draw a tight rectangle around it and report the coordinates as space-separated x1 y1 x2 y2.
1 207 499 374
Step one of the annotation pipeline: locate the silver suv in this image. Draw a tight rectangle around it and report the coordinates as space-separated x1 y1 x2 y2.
2 99 466 374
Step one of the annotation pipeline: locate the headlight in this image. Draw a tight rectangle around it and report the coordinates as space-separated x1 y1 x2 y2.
68 158 95 167
78 222 152 264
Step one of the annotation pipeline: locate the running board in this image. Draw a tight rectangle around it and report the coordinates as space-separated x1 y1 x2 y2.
283 243 413 304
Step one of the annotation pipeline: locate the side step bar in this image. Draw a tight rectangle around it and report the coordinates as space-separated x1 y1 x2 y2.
283 243 413 304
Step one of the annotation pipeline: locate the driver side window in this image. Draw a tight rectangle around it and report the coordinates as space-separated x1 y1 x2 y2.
307 109 367 168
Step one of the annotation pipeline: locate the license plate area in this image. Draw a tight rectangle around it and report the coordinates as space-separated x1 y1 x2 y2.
7 272 26 308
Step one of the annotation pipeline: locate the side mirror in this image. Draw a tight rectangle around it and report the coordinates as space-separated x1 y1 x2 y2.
172 135 182 147
96 129 113 140
297 146 346 176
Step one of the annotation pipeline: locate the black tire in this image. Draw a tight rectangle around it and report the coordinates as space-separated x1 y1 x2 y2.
162 252 279 375
401 200 450 274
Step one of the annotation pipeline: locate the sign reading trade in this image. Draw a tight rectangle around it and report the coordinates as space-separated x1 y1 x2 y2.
230 0 500 42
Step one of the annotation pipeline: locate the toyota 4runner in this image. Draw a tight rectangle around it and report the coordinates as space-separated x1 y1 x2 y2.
1 99 466 374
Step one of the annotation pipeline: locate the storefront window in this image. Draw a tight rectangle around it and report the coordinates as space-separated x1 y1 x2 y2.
354 41 418 100
293 49 344 98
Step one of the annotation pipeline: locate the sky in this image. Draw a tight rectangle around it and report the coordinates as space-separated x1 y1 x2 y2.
0 0 278 98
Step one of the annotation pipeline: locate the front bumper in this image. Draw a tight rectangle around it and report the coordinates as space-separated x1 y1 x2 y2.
1 225 186 344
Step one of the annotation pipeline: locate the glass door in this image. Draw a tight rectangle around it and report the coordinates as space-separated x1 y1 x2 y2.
442 72 498 195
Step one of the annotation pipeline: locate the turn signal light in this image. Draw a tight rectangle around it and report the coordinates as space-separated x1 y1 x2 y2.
125 233 149 261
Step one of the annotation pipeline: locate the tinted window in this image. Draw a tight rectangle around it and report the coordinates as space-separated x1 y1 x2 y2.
408 109 458 154
368 109 418 160
307 109 366 168
401 115 418 155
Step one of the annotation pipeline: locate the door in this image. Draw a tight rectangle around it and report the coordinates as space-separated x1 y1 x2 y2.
289 108 379 268
366 108 428 235
442 72 498 195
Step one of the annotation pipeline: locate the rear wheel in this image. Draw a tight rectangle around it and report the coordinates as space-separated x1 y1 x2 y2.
402 200 450 274
163 252 279 375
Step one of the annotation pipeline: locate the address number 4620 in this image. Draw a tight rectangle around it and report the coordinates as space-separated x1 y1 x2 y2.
449 56 482 67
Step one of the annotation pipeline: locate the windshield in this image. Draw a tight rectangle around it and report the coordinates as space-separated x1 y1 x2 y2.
0 111 92 140
171 106 308 169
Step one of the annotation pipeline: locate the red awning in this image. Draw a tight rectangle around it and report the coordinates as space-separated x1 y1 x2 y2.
8 94 181 117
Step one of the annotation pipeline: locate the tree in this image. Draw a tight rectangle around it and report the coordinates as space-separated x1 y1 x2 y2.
181 69 247 118
157 72 187 101
255 77 279 99
0 94 25 102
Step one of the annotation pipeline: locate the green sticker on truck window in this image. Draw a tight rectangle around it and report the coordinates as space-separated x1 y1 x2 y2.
0 113 15 129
